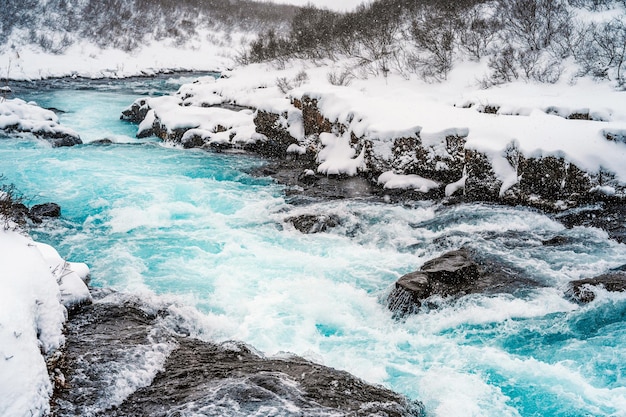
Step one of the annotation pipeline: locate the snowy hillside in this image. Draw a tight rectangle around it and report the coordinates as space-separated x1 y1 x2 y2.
0 0 297 79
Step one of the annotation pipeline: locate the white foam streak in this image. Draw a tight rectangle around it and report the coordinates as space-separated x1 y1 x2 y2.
419 367 521 417
404 290 578 333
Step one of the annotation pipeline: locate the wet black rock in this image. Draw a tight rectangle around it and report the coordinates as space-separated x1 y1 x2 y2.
1 123 82 147
541 235 575 246
30 202 61 219
388 248 539 316
567 271 626 303
47 133 83 147
120 98 151 124
52 293 424 417
90 138 114 145
286 213 340 233
555 201 626 243
112 338 424 417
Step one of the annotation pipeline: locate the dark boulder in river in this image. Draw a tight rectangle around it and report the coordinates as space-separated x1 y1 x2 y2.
387 248 540 316
30 202 61 219
52 291 425 417
567 270 626 303
286 213 341 234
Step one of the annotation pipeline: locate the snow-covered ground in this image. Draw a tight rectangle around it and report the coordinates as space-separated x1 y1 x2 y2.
0 30 240 80
0 227 90 417
124 59 626 198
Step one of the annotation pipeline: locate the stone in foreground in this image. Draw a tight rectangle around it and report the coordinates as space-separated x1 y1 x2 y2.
52 293 424 417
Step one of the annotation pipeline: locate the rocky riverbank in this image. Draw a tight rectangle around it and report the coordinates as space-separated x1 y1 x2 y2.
52 290 425 417
119 66 626 219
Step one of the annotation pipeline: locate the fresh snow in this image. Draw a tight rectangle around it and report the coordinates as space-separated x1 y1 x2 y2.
378 171 440 192
0 98 79 140
0 32 238 80
132 59 626 194
316 132 366 176
0 228 90 417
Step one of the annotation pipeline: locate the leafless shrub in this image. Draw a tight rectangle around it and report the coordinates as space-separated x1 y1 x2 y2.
293 70 309 85
276 70 309 94
496 0 573 51
458 7 501 61
327 68 354 86
485 46 520 85
0 178 25 230
276 77 292 94
407 6 460 81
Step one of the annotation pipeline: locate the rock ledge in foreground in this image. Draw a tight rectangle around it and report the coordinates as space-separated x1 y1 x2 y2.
52 293 424 417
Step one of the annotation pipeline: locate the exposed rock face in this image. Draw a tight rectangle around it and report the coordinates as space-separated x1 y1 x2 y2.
391 134 466 185
52 292 424 417
293 96 333 136
286 213 340 233
387 248 539 316
251 110 299 158
113 338 424 417
567 271 626 303
120 98 151 124
30 202 61 219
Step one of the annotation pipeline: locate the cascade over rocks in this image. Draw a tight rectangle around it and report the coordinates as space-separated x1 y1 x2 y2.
387 248 540 317
555 201 626 243
52 292 425 417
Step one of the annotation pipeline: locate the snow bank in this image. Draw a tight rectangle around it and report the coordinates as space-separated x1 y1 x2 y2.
164 62 618 197
316 132 366 176
0 98 80 142
129 94 260 147
0 228 91 417
0 30 240 80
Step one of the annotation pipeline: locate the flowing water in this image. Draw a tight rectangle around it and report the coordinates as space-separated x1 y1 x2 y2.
1 76 626 417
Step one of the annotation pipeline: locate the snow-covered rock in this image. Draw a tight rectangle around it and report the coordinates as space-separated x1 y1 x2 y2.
123 60 626 210
0 228 91 417
121 94 261 149
0 98 82 146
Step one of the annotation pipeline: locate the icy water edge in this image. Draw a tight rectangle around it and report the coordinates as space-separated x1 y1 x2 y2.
1 76 626 417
